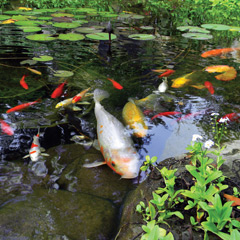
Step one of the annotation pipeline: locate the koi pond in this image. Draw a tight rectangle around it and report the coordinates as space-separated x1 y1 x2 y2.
0 6 240 239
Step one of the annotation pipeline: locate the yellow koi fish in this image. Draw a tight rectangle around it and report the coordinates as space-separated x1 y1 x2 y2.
171 72 194 88
83 89 141 179
55 98 73 108
122 99 148 138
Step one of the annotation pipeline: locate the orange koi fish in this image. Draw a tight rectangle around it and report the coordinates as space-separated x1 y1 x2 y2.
51 81 67 98
0 119 14 136
204 81 214 94
218 113 240 123
151 111 181 120
83 89 141 179
223 193 240 206
20 74 28 89
107 78 123 90
201 48 240 58
158 69 175 78
205 65 237 81
122 99 148 138
72 87 91 104
23 129 49 161
6 99 41 113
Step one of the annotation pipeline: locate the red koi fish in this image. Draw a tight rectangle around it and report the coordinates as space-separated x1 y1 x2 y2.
0 119 14 136
218 113 240 123
223 193 240 206
107 78 123 90
158 69 175 78
72 87 91 104
20 74 28 89
51 81 67 98
204 81 214 94
201 48 240 58
151 111 182 120
6 99 41 113
176 111 204 122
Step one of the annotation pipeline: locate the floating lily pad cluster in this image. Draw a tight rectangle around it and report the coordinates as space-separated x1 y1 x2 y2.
178 23 240 40
0 7 157 42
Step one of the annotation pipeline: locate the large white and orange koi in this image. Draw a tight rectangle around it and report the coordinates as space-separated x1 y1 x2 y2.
83 89 141 179
23 129 49 162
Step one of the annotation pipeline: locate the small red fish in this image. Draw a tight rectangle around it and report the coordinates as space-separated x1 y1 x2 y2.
107 78 123 90
201 48 240 58
0 119 14 135
151 111 181 120
204 81 214 94
6 99 41 113
51 81 67 98
158 69 175 78
218 113 240 123
20 75 28 89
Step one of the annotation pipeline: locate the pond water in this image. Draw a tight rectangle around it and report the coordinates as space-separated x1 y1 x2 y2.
0 7 240 239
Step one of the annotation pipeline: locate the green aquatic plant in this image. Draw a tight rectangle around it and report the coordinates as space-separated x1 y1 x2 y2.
141 220 174 240
140 155 157 172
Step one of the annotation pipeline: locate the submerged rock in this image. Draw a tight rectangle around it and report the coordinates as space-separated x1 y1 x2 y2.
0 189 117 240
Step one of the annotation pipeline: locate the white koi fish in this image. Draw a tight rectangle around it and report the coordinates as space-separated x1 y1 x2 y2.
158 77 168 93
23 129 49 162
83 89 141 179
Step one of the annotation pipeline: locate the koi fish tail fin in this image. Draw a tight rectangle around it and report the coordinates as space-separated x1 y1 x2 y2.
93 89 109 103
128 98 136 104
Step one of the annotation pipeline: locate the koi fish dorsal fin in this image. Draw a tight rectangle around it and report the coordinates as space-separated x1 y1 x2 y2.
127 98 136 104
83 161 106 168
93 89 109 103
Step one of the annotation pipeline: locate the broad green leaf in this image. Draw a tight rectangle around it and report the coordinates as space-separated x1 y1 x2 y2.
201 24 231 31
86 32 117 40
182 32 213 40
128 34 156 40
33 55 53 62
26 34 56 41
19 26 42 32
58 33 85 41
53 22 80 28
53 70 74 77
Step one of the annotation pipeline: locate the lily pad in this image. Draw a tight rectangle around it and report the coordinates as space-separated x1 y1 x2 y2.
74 15 87 19
128 34 156 40
86 32 117 40
0 15 11 20
118 13 132 18
75 8 97 13
75 27 101 34
19 26 42 32
52 22 80 28
51 13 74 18
140 26 154 30
26 34 57 41
38 16 53 20
53 70 74 77
20 59 38 65
181 32 213 40
201 24 231 31
177 26 210 33
14 20 44 26
33 55 53 61
11 15 29 21
58 33 85 41
130 14 145 19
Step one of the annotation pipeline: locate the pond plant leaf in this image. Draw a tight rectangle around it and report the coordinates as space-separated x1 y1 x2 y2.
0 15 11 20
75 27 102 34
181 32 213 40
11 15 29 21
140 26 154 30
130 14 145 19
52 22 80 28
26 34 57 41
177 26 210 33
14 20 44 26
86 32 117 40
53 70 74 77
33 55 53 62
19 26 42 32
98 12 118 18
201 24 231 31
58 33 85 41
205 65 237 81
20 59 38 65
51 13 74 18
75 8 97 13
37 16 53 20
128 34 156 40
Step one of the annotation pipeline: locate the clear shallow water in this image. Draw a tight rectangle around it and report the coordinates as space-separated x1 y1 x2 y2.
0 9 240 175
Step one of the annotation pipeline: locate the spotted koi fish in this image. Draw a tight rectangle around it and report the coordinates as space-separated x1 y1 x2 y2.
23 129 49 162
83 89 141 179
